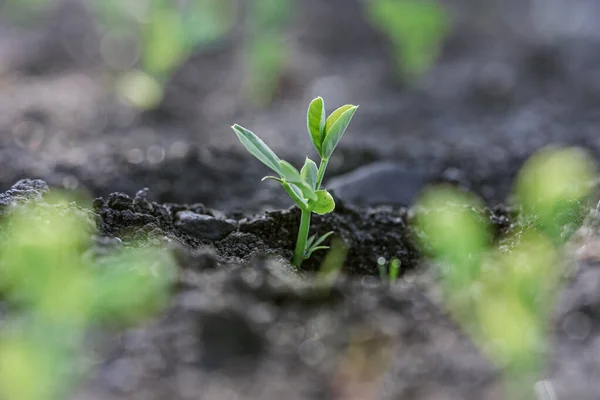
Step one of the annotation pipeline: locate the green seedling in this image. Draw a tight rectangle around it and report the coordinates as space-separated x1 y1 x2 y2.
245 0 292 105
316 237 348 290
367 0 448 78
377 257 402 282
389 258 401 282
514 146 595 242
0 194 176 400
0 0 53 23
89 0 293 109
413 146 596 399
88 0 235 109
232 97 358 267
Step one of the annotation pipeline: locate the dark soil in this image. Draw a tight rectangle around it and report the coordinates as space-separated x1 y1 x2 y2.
1 0 600 398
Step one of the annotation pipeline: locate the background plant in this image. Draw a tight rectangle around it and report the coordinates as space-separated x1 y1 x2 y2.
244 0 292 106
413 146 596 398
0 195 176 400
366 0 448 78
86 0 236 109
232 97 358 267
1 0 448 106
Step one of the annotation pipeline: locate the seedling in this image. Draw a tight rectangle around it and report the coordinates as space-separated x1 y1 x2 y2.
0 195 176 400
376 257 402 282
367 0 448 78
232 97 358 266
413 146 596 399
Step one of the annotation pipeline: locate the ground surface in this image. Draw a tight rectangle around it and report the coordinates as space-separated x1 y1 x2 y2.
1 0 600 398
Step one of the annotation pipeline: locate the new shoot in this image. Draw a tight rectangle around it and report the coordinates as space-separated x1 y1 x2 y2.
232 97 358 267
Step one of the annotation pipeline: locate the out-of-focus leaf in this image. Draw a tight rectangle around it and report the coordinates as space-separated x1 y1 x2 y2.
514 146 595 241
181 0 234 47
413 186 490 291
141 0 187 77
91 248 175 325
367 0 448 77
116 70 164 110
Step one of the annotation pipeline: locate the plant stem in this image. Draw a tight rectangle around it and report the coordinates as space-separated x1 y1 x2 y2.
292 158 328 267
315 158 329 189
292 208 311 266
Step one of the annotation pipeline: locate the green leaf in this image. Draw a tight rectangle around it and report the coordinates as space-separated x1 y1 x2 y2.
311 231 334 248
282 181 307 208
325 105 355 133
280 160 317 201
322 105 358 159
304 231 334 259
367 0 447 77
307 97 326 154
301 157 319 189
232 124 282 174
306 234 317 249
141 2 187 77
304 231 335 258
287 183 307 205
308 190 336 215
279 159 302 182
389 259 401 282
304 246 330 259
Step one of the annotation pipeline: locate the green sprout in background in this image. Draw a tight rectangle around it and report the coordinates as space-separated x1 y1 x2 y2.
316 236 348 290
413 146 596 398
92 0 294 109
2 0 449 106
232 97 358 267
0 0 54 23
377 257 401 282
514 146 596 242
367 0 448 78
245 0 292 106
87 0 236 109
0 194 176 400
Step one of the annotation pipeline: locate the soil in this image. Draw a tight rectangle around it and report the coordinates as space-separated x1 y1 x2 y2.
1 0 600 398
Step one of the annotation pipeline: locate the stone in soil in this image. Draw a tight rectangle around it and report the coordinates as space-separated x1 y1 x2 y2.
326 161 426 206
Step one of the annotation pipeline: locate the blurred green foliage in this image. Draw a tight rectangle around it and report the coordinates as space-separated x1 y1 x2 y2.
0 0 54 23
366 0 448 78
413 146 596 398
377 257 402 282
87 0 236 109
0 195 176 400
245 0 291 106
91 0 291 109
317 237 348 288
514 146 595 241
2 0 448 107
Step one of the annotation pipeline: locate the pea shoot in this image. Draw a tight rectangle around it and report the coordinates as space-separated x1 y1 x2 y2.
232 97 358 266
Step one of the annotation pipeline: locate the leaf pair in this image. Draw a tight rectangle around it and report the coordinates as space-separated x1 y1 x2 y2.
304 231 334 260
307 97 358 160
232 124 335 213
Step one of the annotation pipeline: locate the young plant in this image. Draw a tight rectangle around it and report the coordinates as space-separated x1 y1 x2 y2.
232 97 358 267
412 146 596 399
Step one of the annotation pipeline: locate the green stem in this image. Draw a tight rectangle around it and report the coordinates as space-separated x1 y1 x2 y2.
290 158 328 267
315 158 329 189
292 208 311 266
